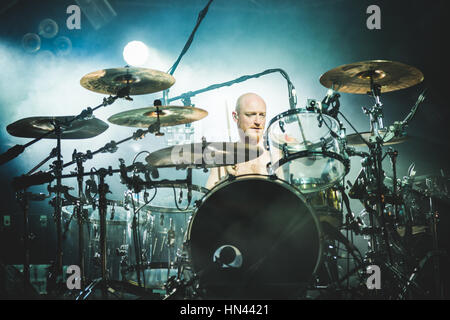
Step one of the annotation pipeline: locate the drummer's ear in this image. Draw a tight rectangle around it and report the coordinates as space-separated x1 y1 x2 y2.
232 111 238 122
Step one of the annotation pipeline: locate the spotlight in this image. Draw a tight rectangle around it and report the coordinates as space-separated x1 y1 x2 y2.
123 41 149 66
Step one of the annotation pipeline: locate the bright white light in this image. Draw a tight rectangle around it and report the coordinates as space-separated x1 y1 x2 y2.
123 41 149 66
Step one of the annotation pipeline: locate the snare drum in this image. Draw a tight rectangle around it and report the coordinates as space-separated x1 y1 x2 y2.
266 109 349 193
186 174 323 299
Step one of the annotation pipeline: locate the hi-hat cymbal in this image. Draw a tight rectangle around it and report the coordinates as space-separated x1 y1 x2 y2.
346 129 408 146
320 60 424 94
145 142 264 168
6 116 109 139
107 106 208 128
80 67 175 95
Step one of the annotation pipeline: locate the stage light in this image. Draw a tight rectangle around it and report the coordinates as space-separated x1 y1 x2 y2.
123 41 149 66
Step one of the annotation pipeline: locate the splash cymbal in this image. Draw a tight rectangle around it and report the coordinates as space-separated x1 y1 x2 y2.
145 142 264 168
6 116 109 139
80 67 175 95
320 60 424 94
107 105 208 128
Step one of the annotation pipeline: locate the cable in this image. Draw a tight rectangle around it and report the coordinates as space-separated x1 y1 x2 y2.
132 151 151 165
172 186 191 211
167 0 214 76
338 111 371 148
167 68 297 109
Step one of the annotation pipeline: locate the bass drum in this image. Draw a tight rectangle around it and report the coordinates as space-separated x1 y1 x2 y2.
186 174 323 299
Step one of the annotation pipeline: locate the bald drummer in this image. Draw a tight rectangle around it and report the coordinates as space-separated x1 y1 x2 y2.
206 93 276 189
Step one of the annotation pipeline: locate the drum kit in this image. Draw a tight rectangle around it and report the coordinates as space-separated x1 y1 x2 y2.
3 59 449 300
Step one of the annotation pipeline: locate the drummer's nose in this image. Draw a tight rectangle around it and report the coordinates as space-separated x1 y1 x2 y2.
254 116 262 126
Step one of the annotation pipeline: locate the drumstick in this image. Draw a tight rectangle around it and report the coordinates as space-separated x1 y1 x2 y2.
225 100 232 142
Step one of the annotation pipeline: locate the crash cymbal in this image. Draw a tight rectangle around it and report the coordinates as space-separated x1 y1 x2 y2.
80 67 175 95
346 129 408 146
145 142 264 168
107 106 208 128
320 60 424 94
6 116 109 139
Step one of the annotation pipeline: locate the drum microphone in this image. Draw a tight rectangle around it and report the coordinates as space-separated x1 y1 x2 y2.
24 192 48 201
385 89 427 139
12 171 55 190
322 89 334 107
0 144 25 166
288 83 297 110
402 89 426 126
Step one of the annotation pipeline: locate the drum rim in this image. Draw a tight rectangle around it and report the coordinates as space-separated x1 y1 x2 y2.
186 173 324 277
266 108 339 134
270 150 350 181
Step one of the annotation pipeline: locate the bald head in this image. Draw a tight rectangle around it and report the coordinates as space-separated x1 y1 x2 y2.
233 93 267 144
235 93 266 114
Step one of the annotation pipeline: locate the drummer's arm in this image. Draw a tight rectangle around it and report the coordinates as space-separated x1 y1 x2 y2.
270 149 287 181
206 167 221 190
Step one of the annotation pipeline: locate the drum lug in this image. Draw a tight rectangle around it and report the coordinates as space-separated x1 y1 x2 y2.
282 143 289 159
194 200 202 208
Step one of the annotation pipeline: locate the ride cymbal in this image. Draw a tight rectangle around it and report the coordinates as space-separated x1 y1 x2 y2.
80 67 175 95
107 106 208 128
346 129 409 146
320 60 424 94
145 142 264 168
6 116 109 139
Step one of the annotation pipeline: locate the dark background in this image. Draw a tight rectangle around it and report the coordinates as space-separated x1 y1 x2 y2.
0 0 449 267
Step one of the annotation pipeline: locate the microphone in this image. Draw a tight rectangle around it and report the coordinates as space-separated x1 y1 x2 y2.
0 144 25 166
26 192 48 201
402 89 426 126
288 82 297 110
150 167 159 179
12 171 54 190
322 89 334 107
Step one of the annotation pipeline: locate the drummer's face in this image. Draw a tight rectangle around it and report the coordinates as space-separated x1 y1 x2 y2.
235 97 266 143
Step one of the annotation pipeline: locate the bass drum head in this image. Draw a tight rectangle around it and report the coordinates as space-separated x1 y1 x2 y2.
187 175 322 299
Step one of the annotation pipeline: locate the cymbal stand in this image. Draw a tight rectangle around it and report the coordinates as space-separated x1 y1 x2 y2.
46 122 67 294
73 150 88 289
0 92 125 167
12 147 57 296
76 167 115 299
16 189 32 296
360 79 393 265
42 122 64 295
422 179 445 298
387 148 399 222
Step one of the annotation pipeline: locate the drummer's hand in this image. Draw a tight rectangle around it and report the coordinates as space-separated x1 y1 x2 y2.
225 165 237 176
